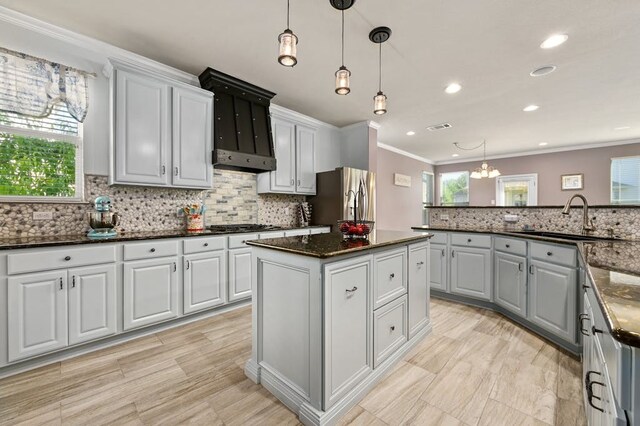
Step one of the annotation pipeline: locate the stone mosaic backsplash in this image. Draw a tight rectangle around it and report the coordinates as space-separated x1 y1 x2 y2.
0 170 303 238
429 207 640 240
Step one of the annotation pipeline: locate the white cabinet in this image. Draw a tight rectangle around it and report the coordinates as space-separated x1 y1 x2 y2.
112 63 213 189
123 257 179 330
429 243 448 292
450 246 492 300
8 271 68 362
258 117 317 195
373 248 407 309
184 251 226 314
68 265 117 345
373 295 408 367
494 252 527 317
323 256 372 409
408 243 430 338
228 248 253 302
528 260 576 342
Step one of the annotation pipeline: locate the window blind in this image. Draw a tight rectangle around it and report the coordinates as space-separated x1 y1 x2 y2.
611 156 640 204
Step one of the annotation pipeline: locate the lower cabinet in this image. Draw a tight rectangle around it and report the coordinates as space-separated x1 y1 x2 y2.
374 295 408 367
528 260 576 342
429 242 448 292
183 251 226 314
450 246 491 300
494 252 527 317
228 248 253 302
408 242 429 338
123 257 179 330
323 256 372 409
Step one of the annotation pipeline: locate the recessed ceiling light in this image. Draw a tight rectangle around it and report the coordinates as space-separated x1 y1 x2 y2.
614 126 631 131
540 34 568 49
523 105 539 112
406 131 416 136
452 154 459 157
530 65 557 77
444 83 462 94
539 142 548 146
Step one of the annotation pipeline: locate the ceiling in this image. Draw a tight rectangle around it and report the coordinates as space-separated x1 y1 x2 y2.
2 0 640 163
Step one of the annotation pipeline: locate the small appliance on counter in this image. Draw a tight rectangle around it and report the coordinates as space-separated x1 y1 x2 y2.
87 196 119 239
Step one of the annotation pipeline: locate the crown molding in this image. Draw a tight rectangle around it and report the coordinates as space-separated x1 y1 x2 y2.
269 104 336 130
377 143 435 165
339 120 381 132
0 5 200 86
433 138 640 165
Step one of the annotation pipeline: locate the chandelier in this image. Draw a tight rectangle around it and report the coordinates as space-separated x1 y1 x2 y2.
453 140 501 179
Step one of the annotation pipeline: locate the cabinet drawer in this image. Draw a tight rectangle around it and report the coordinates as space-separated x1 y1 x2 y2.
374 295 408 368
259 231 286 239
427 231 447 244
284 229 310 237
8 245 116 275
183 236 226 254
373 248 407 309
450 233 491 248
228 233 259 249
124 240 178 261
530 242 576 266
494 237 527 256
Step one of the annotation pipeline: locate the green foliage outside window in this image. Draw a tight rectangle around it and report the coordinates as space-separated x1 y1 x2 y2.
440 172 469 206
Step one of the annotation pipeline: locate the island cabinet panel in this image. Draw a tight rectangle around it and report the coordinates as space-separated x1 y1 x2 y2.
494 252 527 317
408 242 430 338
324 256 372 409
429 243 447 292
528 260 576 342
373 248 407 310
450 246 491 300
183 251 226 314
260 261 311 399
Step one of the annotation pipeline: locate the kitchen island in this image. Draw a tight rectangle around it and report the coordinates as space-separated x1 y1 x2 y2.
244 231 432 426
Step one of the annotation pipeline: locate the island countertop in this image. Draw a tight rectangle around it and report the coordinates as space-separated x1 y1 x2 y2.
246 230 432 259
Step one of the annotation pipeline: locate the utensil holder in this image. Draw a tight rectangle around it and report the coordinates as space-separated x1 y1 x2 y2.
186 214 204 232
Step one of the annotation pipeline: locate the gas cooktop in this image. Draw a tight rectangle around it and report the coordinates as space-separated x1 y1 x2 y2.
206 224 282 233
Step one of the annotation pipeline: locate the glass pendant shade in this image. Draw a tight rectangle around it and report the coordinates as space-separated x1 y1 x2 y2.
335 66 351 95
373 91 387 115
471 161 500 179
278 29 298 67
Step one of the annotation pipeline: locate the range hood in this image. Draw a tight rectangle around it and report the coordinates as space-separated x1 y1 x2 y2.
199 68 277 173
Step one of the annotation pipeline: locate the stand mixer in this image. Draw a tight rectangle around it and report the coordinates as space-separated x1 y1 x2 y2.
87 196 119 238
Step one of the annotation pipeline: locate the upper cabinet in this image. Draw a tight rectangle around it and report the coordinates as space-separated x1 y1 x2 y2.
257 114 317 195
110 62 213 189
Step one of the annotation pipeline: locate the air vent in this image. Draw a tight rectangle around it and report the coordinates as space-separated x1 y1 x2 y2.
426 123 452 131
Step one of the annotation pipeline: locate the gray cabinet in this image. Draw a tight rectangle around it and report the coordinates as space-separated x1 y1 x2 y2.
450 246 491 300
429 243 448 292
183 251 226 314
528 260 576 342
228 248 253 302
408 242 430 338
494 252 527 317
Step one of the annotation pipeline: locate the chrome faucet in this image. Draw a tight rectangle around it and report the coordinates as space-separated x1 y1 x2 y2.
562 194 595 233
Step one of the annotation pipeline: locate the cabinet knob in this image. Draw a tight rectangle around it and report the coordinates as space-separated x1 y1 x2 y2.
547 251 553 256
390 273 395 279
150 248 156 252
390 326 396 332
592 326 603 335
204 242 209 247
467 238 472 243
505 244 510 248
64 256 71 261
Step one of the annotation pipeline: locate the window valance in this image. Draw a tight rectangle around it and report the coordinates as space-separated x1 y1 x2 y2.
0 47 94 123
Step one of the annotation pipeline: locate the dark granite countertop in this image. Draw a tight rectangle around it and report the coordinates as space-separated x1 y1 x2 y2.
246 230 432 259
0 225 330 250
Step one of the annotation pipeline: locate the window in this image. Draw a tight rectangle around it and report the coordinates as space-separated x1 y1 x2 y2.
496 174 537 206
422 171 434 225
611 156 640 204
439 171 469 206
0 104 82 201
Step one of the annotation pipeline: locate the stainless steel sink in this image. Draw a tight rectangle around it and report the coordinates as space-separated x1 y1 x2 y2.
514 230 621 241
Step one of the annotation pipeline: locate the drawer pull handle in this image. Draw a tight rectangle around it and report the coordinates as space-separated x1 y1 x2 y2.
204 242 209 247
345 286 358 293
592 326 603 335
585 370 605 413
417 261 425 266
505 244 510 248
390 326 396 332
582 284 591 290
547 251 553 256
64 256 71 261
150 248 156 252
389 273 395 279
578 314 590 336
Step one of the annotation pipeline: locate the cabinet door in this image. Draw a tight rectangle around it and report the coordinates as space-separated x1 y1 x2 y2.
295 125 316 195
184 251 226 314
68 265 117 345
123 257 179 330
115 69 170 185
528 260 576 342
324 256 372 409
494 252 527 317
8 271 68 362
429 243 448 292
172 87 213 188
450 246 491 300
408 243 429 339
270 118 296 192
228 248 253 302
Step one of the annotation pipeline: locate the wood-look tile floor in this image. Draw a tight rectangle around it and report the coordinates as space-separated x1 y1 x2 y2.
0 299 586 426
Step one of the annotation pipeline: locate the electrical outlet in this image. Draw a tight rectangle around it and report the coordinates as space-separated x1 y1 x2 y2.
176 207 185 217
33 211 53 220
440 214 449 221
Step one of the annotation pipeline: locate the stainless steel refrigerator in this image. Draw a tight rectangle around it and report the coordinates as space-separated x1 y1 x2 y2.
308 167 376 232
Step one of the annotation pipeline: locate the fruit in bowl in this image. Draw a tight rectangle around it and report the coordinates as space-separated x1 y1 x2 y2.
337 220 374 239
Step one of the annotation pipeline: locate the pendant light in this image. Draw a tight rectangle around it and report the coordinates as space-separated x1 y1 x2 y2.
369 26 391 115
331 0 355 95
278 0 298 67
453 140 501 179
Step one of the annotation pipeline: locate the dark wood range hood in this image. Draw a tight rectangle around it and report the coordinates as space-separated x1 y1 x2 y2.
198 68 277 173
